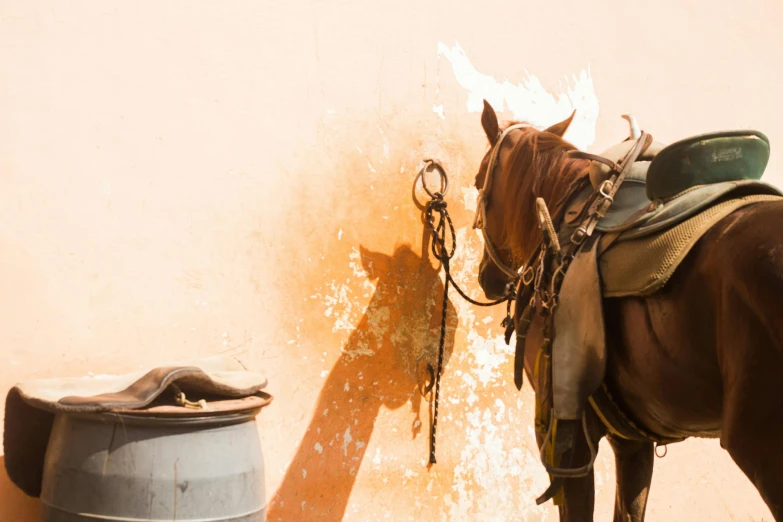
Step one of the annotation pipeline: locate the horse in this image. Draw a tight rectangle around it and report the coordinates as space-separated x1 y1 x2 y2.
472 99 783 521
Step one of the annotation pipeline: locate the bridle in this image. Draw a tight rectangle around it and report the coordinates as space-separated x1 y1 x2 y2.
472 123 534 282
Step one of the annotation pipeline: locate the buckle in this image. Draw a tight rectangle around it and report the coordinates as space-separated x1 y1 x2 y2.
598 179 614 203
570 226 587 246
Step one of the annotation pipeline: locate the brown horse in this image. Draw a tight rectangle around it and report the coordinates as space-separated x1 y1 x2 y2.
473 99 783 521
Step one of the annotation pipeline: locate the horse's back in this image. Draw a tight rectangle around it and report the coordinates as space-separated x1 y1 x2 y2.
706 199 783 293
604 198 783 440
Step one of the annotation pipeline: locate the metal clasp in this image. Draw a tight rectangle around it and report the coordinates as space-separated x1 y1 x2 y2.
598 179 614 203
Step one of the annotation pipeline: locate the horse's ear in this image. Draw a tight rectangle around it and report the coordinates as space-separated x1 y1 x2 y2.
544 110 576 137
481 99 500 145
359 245 390 281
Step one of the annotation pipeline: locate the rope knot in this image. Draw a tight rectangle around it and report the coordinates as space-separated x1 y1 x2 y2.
428 199 448 212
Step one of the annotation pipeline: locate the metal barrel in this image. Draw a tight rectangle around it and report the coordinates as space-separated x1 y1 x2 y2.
40 409 265 521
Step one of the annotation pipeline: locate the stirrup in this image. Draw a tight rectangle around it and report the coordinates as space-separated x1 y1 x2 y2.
538 413 597 478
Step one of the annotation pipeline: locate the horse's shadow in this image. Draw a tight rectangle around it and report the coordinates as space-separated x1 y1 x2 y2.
266 242 458 521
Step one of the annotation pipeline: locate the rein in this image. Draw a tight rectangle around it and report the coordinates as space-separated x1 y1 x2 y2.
415 159 516 464
414 123 543 465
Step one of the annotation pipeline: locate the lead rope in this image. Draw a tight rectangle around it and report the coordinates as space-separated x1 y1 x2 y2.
417 160 515 464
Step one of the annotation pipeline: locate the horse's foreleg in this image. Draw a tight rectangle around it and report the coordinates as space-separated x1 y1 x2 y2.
608 435 654 522
558 470 596 522
556 412 606 522
533 424 596 522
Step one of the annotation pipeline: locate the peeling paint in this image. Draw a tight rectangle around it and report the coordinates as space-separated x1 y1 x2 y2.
342 427 353 456
437 40 599 151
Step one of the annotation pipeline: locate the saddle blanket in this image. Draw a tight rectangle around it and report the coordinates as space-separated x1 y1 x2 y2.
599 194 782 297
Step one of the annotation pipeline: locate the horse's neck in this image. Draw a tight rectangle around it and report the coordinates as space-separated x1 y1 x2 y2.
541 156 587 209
516 157 587 258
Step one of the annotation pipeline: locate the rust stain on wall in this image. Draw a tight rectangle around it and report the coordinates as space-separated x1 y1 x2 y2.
257 112 577 520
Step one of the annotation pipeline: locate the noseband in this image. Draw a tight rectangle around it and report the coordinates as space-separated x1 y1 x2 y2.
473 123 533 281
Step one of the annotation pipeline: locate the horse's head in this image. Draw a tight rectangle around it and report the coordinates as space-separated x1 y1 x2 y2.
473 100 582 299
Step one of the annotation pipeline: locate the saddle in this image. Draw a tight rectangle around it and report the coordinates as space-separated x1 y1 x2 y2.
528 117 782 504
572 128 776 237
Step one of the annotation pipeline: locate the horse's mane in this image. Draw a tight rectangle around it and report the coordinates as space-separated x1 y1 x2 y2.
497 123 591 262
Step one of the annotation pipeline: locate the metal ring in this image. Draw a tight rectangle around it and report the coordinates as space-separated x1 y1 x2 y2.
521 265 535 286
418 159 449 198
655 443 668 458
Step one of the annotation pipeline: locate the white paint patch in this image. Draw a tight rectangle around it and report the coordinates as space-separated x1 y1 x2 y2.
348 247 377 297
460 373 480 406
337 228 343 240
465 330 510 386
323 282 357 332
437 41 599 151
314 442 323 454
432 103 445 119
461 186 479 213
342 427 353 455
445 400 556 521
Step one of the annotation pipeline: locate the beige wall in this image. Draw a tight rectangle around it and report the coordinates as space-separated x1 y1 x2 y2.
1 1 781 520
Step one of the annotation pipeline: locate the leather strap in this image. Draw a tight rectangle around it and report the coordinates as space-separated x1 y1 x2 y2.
570 132 653 245
473 123 533 280
568 151 621 173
